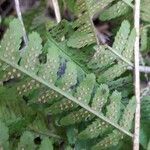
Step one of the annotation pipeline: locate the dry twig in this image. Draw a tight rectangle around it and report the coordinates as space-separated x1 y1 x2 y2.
133 0 141 149
51 0 61 23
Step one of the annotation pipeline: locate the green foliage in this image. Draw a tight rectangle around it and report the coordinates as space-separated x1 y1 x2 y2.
20 32 42 73
0 14 138 148
141 96 150 123
0 0 145 148
89 20 131 69
78 91 121 140
99 0 133 21
0 19 23 63
141 0 150 23
141 28 148 52
88 20 135 83
67 0 115 48
39 137 53 150
17 131 36 150
0 120 9 147
92 97 136 149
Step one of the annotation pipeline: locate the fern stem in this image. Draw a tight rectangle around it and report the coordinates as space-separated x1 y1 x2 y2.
122 0 134 8
14 0 28 45
128 65 150 73
29 127 62 139
133 0 141 148
0 56 133 138
105 45 134 67
52 0 61 23
139 53 149 81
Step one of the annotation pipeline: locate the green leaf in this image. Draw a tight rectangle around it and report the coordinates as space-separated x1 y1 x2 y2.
141 28 148 52
0 19 134 141
98 63 127 83
48 98 77 114
0 19 23 63
106 91 122 122
38 46 60 84
100 0 133 21
20 32 42 73
141 0 150 22
92 130 122 150
141 96 150 123
59 108 94 126
75 73 96 104
57 61 77 92
78 91 121 140
17 131 36 150
122 28 136 62
120 97 136 131
0 120 9 146
91 84 109 112
89 20 131 70
39 137 53 150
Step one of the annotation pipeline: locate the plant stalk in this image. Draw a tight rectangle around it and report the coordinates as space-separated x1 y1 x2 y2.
133 0 141 149
51 0 61 23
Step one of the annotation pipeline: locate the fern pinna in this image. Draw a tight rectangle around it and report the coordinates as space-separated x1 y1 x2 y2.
0 17 136 149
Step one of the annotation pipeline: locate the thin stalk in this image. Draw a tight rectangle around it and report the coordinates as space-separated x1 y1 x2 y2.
133 0 141 149
14 0 28 45
52 0 61 23
128 66 150 73
139 53 149 81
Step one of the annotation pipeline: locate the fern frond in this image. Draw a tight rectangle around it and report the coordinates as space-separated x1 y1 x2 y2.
92 130 122 150
0 64 23 83
75 73 95 103
91 84 109 111
92 97 135 149
39 42 64 84
67 0 115 48
59 108 94 126
97 28 135 83
56 61 77 91
47 99 76 114
48 84 109 117
100 0 133 21
20 32 42 73
120 97 136 130
98 64 127 83
97 22 136 83
0 19 133 138
31 88 61 104
0 19 23 63
121 28 136 62
108 75 133 91
55 84 109 124
88 20 130 70
78 91 121 140
49 20 72 42
48 73 95 115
